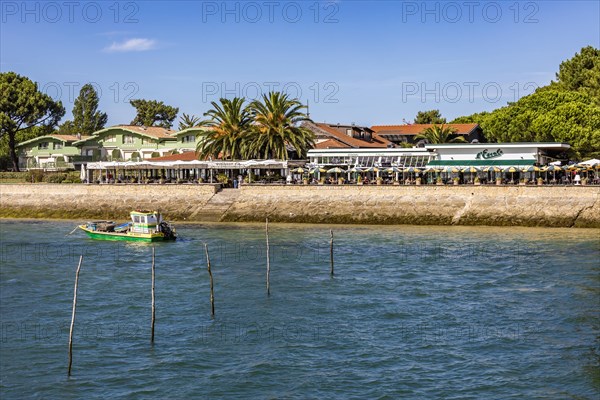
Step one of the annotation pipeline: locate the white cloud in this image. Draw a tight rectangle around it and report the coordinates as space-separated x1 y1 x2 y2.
105 38 157 53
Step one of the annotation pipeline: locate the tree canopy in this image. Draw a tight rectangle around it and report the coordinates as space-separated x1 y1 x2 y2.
555 45 600 103
196 92 313 161
414 109 446 124
130 99 179 129
0 72 65 171
414 124 466 144
246 92 314 159
59 84 107 135
178 113 202 130
451 46 600 159
196 97 253 160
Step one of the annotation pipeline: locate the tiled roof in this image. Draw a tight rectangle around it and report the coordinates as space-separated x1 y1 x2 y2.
114 125 176 139
50 135 92 142
314 139 350 149
149 151 199 161
371 123 479 135
16 134 93 147
311 123 391 148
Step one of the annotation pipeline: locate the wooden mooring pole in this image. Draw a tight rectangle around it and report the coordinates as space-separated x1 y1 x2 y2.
68 255 83 377
204 244 215 318
151 246 156 344
266 218 270 296
330 229 334 277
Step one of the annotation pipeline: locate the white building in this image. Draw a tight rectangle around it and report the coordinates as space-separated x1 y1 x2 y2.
307 143 570 169
425 142 571 167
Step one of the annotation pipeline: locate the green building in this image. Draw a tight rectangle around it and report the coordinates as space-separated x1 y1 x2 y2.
73 125 178 161
17 134 92 170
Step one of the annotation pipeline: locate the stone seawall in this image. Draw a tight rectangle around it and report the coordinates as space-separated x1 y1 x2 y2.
1 184 599 228
0 184 219 221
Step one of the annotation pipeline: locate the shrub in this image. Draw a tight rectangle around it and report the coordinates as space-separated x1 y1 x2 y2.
26 170 45 182
0 171 29 180
66 172 82 183
44 173 67 183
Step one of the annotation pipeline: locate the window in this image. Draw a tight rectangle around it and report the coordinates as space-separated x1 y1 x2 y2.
54 142 63 149
123 134 135 144
38 142 49 150
105 134 116 143
182 135 195 143
141 137 154 145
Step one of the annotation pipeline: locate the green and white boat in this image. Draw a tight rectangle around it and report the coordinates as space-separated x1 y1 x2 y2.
79 210 177 242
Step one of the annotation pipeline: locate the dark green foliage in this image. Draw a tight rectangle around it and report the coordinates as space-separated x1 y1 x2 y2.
246 92 314 159
0 72 65 171
59 84 107 135
414 124 466 144
26 170 45 182
451 46 600 159
196 92 314 161
130 99 179 128
178 113 202 130
196 97 253 160
414 110 446 124
555 46 600 103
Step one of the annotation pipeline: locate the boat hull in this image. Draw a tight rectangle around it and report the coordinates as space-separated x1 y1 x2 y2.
78 225 174 242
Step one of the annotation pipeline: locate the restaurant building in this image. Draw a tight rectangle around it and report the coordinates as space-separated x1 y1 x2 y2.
424 142 571 167
307 142 571 169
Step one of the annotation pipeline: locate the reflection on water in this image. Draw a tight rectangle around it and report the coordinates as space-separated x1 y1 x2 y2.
1 221 599 398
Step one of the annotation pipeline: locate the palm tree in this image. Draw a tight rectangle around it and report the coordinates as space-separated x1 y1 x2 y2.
414 124 467 144
246 92 314 160
196 98 253 160
178 113 202 130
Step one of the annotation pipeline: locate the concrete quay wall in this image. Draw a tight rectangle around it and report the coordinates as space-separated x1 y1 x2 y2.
1 184 598 228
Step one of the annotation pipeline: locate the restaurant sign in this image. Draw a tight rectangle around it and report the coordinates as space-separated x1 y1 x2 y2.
475 149 503 160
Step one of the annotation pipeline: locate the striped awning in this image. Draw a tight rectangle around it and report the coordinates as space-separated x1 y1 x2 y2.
427 159 535 167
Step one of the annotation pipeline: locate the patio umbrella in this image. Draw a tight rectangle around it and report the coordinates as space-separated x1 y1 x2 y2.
386 167 403 173
387 166 403 181
546 164 561 182
521 166 540 172
442 166 460 181
462 166 480 173
483 166 501 181
483 166 502 172
462 166 480 183
404 166 421 173
327 167 345 180
310 167 327 173
443 166 460 173
403 166 421 183
80 164 87 182
423 167 440 183
291 167 306 174
504 166 518 182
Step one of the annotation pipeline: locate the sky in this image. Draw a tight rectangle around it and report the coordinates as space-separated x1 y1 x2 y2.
1 0 599 128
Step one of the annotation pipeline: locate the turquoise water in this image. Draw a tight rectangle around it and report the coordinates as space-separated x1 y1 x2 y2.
1 221 599 399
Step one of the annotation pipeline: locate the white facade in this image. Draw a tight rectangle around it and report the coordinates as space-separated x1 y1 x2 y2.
425 143 570 166
308 148 433 168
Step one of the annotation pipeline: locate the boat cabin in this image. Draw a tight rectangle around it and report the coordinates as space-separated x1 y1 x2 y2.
130 210 162 234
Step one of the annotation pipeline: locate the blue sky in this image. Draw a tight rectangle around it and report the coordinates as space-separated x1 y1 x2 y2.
1 0 599 127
